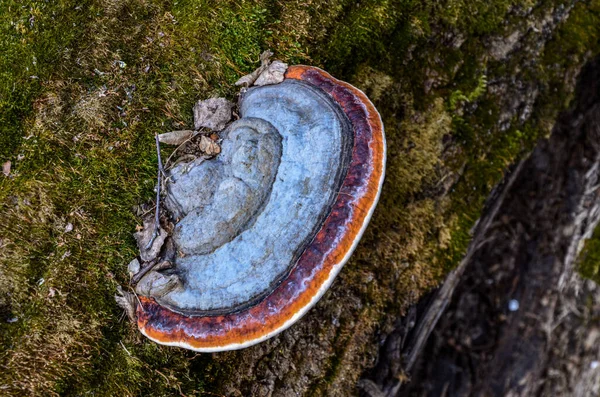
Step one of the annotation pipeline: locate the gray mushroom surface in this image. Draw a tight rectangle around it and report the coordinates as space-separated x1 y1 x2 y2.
136 80 353 315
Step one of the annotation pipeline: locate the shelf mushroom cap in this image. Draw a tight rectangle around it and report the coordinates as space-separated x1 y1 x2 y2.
136 66 386 352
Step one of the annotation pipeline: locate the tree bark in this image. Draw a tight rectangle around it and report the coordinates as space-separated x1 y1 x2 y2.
362 55 600 397
213 3 600 395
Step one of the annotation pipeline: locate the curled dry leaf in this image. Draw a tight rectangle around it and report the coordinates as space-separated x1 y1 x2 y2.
128 258 141 277
235 50 274 87
115 286 137 322
193 98 233 131
255 60 288 86
135 269 181 299
134 218 167 262
2 161 11 177
158 130 195 146
259 50 273 63
235 69 264 87
199 135 221 156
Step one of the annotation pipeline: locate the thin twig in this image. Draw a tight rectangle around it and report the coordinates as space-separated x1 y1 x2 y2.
140 204 157 217
120 341 132 356
165 132 199 170
145 134 164 250
129 285 145 313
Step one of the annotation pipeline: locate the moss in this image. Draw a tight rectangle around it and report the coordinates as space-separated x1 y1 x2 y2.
579 226 600 285
1 0 600 395
449 73 488 111
441 0 600 272
0 0 101 160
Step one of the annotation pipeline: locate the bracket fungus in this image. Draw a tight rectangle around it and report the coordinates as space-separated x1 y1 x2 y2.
129 65 386 352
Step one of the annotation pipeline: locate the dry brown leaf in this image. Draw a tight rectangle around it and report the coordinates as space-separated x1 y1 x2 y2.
235 69 264 87
193 98 233 131
199 135 221 156
158 130 195 145
255 60 288 86
133 218 167 262
127 258 141 277
115 286 137 322
234 50 273 86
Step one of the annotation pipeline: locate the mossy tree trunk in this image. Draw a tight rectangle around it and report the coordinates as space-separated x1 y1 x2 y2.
214 3 600 396
363 54 600 397
1 0 600 396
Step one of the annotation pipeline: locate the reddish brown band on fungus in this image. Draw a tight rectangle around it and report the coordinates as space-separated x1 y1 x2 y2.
137 65 385 350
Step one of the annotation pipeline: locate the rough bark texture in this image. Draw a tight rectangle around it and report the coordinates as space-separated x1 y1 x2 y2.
214 4 600 396
363 55 600 397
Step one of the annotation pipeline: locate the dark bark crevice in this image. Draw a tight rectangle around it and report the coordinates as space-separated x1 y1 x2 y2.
361 55 600 397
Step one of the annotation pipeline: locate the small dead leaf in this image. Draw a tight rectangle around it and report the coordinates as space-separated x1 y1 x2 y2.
255 60 288 86
128 258 141 276
154 260 173 271
158 130 195 145
2 161 11 177
199 135 221 156
134 217 167 262
115 286 137 322
259 50 273 63
193 98 233 131
235 50 273 86
235 70 263 87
